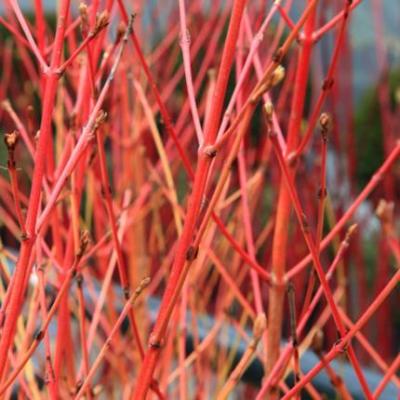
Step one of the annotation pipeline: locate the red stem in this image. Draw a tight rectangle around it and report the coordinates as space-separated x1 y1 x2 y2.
131 1 248 397
0 0 71 382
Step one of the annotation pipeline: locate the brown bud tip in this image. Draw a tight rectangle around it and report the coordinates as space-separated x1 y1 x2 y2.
79 3 88 16
133 277 151 299
4 131 19 150
140 276 151 289
319 112 331 131
344 224 358 243
149 333 164 349
94 10 109 34
78 230 90 257
253 313 267 339
376 199 394 224
311 329 324 353
79 3 88 27
94 110 108 130
286 151 298 166
116 22 126 42
97 109 108 123
186 245 199 261
204 145 217 158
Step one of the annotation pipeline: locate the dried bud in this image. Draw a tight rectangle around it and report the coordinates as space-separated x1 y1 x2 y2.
264 101 274 118
135 277 151 294
93 11 109 35
251 66 285 103
116 22 126 43
140 276 151 288
253 313 267 339
376 199 394 224
286 151 297 166
319 112 331 131
204 145 217 158
4 130 19 151
186 245 199 261
271 65 285 87
79 2 88 17
79 3 89 30
94 110 107 131
149 333 164 349
81 230 90 247
311 329 324 353
131 277 151 304
344 224 358 243
77 230 90 259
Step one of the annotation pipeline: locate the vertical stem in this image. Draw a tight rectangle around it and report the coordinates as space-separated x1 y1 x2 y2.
0 0 71 382
265 2 316 394
131 1 248 397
